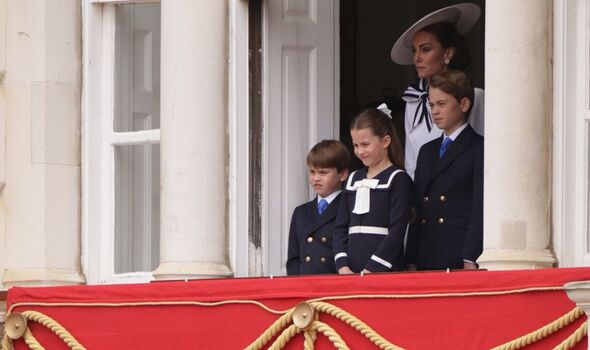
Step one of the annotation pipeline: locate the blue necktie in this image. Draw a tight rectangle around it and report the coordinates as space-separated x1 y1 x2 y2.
318 199 328 215
439 137 453 158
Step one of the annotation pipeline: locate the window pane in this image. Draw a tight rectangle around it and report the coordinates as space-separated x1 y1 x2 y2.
114 3 161 132
115 144 160 273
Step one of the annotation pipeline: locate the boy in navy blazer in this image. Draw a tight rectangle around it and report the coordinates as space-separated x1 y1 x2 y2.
286 140 350 275
406 70 484 271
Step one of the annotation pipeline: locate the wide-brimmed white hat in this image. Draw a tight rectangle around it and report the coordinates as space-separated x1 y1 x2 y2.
390 3 481 65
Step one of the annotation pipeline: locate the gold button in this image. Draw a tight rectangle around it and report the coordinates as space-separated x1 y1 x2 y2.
320 257 326 263
423 196 429 203
307 237 313 243
438 218 444 224
305 256 311 262
321 237 327 243
440 195 447 202
420 219 426 224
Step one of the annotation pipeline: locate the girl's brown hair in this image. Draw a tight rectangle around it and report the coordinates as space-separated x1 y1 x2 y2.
350 108 404 170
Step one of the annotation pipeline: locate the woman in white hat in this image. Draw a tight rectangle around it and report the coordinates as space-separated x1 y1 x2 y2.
391 3 484 179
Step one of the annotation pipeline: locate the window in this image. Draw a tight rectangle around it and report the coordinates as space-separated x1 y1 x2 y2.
553 0 590 267
83 0 161 283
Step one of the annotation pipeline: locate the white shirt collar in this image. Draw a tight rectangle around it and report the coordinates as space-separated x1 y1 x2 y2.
444 122 468 141
318 190 342 204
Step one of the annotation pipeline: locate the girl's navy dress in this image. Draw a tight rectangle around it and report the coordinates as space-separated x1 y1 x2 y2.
333 165 413 272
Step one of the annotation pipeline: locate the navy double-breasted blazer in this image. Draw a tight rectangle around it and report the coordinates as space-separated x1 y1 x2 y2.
286 194 341 275
406 124 484 270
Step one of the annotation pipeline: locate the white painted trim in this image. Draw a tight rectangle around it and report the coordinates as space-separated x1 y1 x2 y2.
552 0 568 266
574 0 590 267
109 129 160 145
553 0 590 267
81 0 92 283
261 0 270 276
332 0 340 140
228 0 250 277
101 3 117 284
82 1 160 284
581 0 590 266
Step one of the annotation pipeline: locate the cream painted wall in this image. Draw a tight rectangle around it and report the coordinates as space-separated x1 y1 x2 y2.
1 0 83 287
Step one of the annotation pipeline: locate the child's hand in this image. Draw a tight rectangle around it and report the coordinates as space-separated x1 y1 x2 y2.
338 266 354 274
463 262 478 270
361 269 371 274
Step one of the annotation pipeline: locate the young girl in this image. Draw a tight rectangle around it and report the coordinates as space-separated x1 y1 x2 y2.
333 105 413 273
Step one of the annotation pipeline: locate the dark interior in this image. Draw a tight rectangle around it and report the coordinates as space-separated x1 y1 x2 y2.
340 0 486 170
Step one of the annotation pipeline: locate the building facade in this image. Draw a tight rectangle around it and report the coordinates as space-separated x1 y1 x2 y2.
0 0 588 315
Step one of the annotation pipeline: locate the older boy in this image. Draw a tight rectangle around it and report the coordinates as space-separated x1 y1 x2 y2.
286 140 350 275
406 70 483 271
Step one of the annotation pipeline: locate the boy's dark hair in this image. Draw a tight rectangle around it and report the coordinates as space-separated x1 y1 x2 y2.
350 108 405 170
429 69 475 116
307 140 351 172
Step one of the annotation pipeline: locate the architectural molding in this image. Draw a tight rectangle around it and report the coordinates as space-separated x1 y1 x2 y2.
2 268 85 287
152 262 232 281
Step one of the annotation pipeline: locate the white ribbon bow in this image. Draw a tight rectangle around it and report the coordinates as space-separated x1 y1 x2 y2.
352 179 380 214
376 103 392 119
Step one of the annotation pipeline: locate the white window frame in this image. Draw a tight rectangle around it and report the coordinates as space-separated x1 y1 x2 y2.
228 0 252 277
553 0 590 267
82 0 161 284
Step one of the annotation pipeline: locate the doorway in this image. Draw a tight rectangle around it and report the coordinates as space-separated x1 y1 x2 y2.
339 0 485 170
259 0 485 276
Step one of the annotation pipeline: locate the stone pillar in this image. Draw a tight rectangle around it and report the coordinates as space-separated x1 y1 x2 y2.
478 0 557 270
1 0 84 286
153 0 232 280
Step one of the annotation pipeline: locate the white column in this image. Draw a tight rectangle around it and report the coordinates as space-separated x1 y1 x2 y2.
478 0 557 270
1 0 84 286
153 0 233 280
564 281 590 349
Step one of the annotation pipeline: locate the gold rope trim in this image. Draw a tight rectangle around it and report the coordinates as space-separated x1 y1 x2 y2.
554 321 588 350
491 307 584 350
1 311 87 350
1 334 12 350
309 286 564 304
244 310 294 350
307 321 349 350
245 302 405 350
8 299 289 315
22 328 43 350
6 285 564 317
3 285 586 350
311 301 404 350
